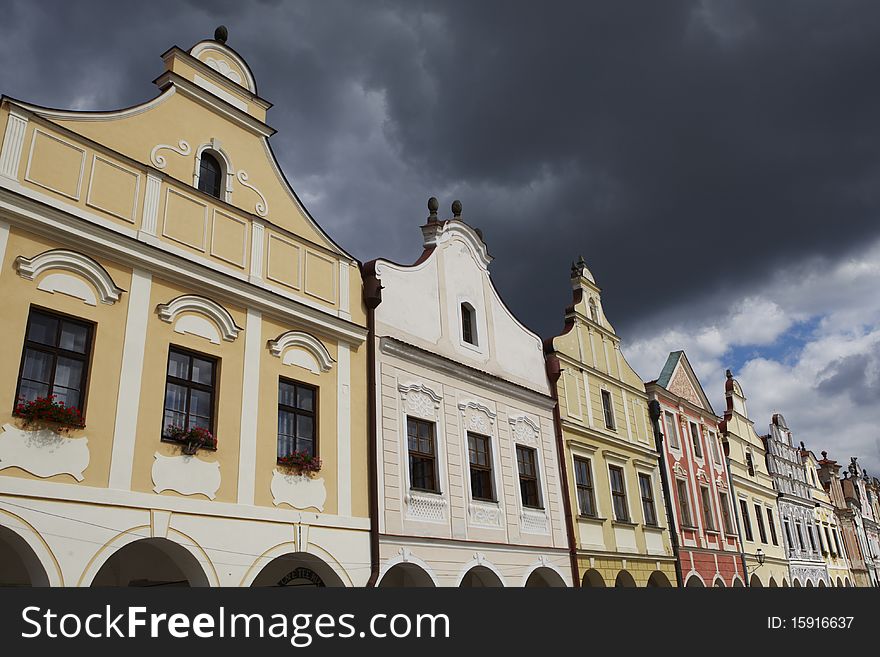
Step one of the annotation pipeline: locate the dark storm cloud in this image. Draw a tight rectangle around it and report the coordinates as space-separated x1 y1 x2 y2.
2 0 880 341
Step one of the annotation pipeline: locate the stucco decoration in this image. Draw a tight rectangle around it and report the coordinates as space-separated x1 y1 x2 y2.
399 383 442 420
458 400 496 434
157 294 242 343
405 491 448 523
150 140 191 169
190 41 257 93
269 331 334 373
270 470 327 512
15 249 124 305
236 170 268 217
469 500 504 529
151 452 221 499
521 507 550 534
204 58 242 85
0 423 89 481
668 366 702 408
509 414 540 447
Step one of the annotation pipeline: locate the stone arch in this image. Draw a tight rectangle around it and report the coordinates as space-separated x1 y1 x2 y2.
685 572 706 587
782 578 790 587
615 570 637 587
523 565 567 588
818 579 826 587
750 573 763 587
836 576 843 587
647 571 672 587
459 565 504 588
193 141 234 201
0 516 61 586
732 576 745 587
582 569 606 587
793 578 802 587
378 562 436 588
87 535 215 587
769 577 779 587
712 576 726 588
806 579 814 588
844 577 852 587
248 551 346 587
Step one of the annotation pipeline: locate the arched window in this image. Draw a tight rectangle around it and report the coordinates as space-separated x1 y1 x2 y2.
461 303 477 346
589 297 599 323
197 153 223 198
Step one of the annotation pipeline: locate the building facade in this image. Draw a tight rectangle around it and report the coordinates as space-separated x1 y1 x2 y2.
363 200 571 587
646 353 744 587
544 258 676 587
817 452 862 587
763 415 829 586
719 370 789 587
800 447 851 587
0 32 371 586
840 458 880 587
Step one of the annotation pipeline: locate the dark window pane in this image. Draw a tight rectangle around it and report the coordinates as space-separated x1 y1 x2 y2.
198 154 222 198
18 380 49 403
53 356 83 391
59 322 88 353
191 357 213 385
22 349 53 385
164 383 187 413
297 386 314 412
27 313 58 346
296 414 314 440
189 388 212 418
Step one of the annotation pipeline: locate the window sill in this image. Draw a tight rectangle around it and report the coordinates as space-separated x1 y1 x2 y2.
611 519 637 527
577 514 607 524
522 505 545 512
643 523 667 532
472 497 499 505
161 437 217 452
680 524 699 531
705 528 721 535
410 487 443 496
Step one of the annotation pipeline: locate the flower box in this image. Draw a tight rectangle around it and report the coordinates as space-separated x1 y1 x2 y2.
14 395 84 433
277 450 322 475
164 425 216 455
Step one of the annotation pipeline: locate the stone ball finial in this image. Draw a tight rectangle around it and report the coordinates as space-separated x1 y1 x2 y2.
214 26 229 44
451 199 462 217
427 196 439 222
822 451 827 459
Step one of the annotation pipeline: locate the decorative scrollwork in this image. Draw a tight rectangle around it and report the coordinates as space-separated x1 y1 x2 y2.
236 169 268 217
150 140 191 169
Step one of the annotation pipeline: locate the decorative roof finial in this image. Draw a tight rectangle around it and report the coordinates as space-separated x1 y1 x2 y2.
214 25 229 44
725 369 733 379
570 261 578 276
427 196 439 222
451 199 462 218
821 450 827 459
577 255 587 270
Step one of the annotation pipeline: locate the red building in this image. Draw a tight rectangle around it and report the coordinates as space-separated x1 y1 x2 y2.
645 352 744 587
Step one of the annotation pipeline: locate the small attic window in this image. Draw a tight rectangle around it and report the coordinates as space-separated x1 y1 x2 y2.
589 298 599 324
461 303 477 346
197 152 223 198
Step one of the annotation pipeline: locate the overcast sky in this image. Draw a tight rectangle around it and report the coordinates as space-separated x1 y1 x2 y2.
2 0 878 473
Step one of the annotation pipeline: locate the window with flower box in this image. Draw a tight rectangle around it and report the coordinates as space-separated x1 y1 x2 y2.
162 346 217 449
277 378 317 467
14 307 93 426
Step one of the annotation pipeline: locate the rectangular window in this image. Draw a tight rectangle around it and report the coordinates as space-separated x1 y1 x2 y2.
461 304 476 345
468 432 494 502
162 346 217 446
277 379 317 459
754 503 768 543
766 508 779 546
700 486 716 531
739 499 754 541
709 431 721 464
784 520 793 553
407 417 438 493
807 524 816 552
516 445 541 509
601 390 615 430
824 526 835 556
15 308 93 415
677 479 693 527
609 465 629 521
639 473 657 526
833 528 843 557
745 452 755 477
664 411 679 449
795 522 805 550
690 422 703 458
574 457 596 517
719 492 734 534
816 524 826 554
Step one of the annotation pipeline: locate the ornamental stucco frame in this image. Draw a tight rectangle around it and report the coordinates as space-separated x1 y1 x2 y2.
457 397 504 531
508 412 551 534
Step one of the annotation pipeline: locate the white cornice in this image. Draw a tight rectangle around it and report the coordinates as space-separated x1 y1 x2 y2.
0 184 367 345
5 88 177 122
555 353 648 399
379 336 554 410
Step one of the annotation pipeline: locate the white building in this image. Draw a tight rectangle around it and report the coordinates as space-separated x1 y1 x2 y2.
363 199 572 587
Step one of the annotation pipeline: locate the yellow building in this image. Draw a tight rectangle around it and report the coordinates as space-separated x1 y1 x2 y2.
544 258 677 587
801 447 851 586
719 371 789 586
0 29 370 586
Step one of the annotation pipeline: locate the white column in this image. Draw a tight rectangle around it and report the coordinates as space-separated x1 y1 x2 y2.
0 109 28 179
336 342 351 517
237 308 261 505
0 221 9 273
140 173 162 236
249 221 265 282
338 261 351 321
108 268 152 490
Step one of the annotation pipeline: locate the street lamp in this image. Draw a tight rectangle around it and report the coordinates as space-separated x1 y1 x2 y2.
756 548 766 566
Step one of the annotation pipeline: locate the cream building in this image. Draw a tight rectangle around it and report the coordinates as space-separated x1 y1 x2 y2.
719 371 789 587
0 29 371 586
544 258 677 587
800 447 851 586
363 199 571 587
